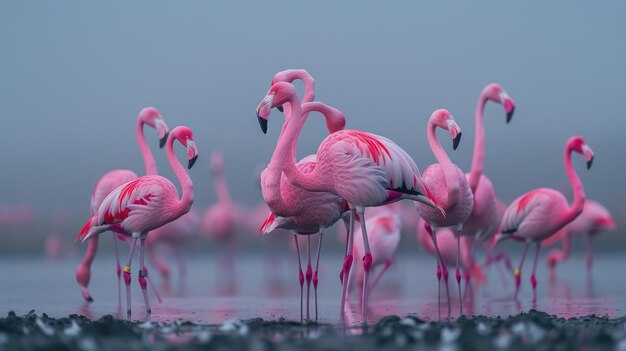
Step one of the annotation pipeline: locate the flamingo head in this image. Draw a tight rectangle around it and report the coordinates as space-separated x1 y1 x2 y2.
138 107 170 148
256 81 297 134
171 126 198 169
271 69 316 111
430 109 462 150
568 136 595 169
482 83 516 123
210 152 224 175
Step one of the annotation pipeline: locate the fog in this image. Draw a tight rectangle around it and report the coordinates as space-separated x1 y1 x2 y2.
1 1 625 225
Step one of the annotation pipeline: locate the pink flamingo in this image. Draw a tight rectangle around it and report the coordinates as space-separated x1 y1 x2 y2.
459 84 515 277
256 82 441 321
495 136 595 302
544 199 615 274
258 102 347 321
75 107 169 303
415 109 473 317
77 126 198 318
352 210 401 298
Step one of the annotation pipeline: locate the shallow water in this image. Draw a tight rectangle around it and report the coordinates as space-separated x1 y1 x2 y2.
0 252 623 326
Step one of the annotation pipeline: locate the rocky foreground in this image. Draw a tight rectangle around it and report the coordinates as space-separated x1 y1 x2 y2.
0 310 625 351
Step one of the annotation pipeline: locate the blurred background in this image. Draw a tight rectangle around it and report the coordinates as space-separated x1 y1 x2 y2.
0 1 625 255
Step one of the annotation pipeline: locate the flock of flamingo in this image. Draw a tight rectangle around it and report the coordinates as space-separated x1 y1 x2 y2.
69 69 615 323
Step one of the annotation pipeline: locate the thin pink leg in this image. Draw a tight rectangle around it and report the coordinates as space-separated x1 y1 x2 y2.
313 231 324 321
305 235 312 320
584 235 593 273
455 235 463 316
294 234 304 321
514 242 530 301
530 242 540 303
368 260 392 294
123 237 139 319
357 208 373 323
113 235 121 305
138 237 151 315
427 224 451 318
339 208 356 315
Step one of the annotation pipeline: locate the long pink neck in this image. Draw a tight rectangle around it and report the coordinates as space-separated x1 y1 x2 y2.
212 164 231 205
561 145 586 225
165 136 194 217
136 120 158 175
468 94 488 192
280 101 329 193
283 79 316 159
427 120 460 206
264 98 328 214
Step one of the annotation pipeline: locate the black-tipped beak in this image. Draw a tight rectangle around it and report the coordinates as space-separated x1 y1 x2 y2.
188 155 198 169
159 132 169 148
587 156 594 170
506 106 515 123
452 132 462 150
277 105 284 113
258 116 268 134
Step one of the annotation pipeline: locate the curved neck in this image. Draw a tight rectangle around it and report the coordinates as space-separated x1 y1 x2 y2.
136 120 158 175
562 146 586 224
165 137 194 216
212 166 231 204
427 120 460 204
468 94 488 192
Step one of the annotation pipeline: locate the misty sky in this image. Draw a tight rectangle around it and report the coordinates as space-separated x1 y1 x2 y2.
1 1 625 222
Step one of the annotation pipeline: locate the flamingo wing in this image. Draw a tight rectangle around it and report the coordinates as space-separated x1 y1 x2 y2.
501 189 560 240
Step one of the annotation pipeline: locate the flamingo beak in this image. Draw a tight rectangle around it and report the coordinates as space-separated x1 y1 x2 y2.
587 156 594 170
506 106 515 123
277 105 284 112
159 132 169 148
257 116 268 134
188 155 198 169
453 132 462 150
256 93 273 134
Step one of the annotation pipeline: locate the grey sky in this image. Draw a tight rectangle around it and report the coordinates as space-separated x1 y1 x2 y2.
1 1 625 222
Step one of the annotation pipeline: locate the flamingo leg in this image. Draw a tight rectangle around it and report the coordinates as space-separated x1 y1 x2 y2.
530 242 540 303
368 260 392 295
294 234 304 322
514 242 530 301
113 235 121 305
357 208 373 323
313 231 324 321
584 235 593 273
142 267 163 303
123 237 139 319
455 235 463 316
305 235 312 320
427 224 451 318
138 237 151 315
339 208 356 314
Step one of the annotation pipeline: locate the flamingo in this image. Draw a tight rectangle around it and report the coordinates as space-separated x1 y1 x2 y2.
256 81 442 321
352 209 401 299
495 136 595 302
414 109 473 317
75 107 168 303
76 125 198 318
459 84 515 283
258 101 347 321
543 200 615 274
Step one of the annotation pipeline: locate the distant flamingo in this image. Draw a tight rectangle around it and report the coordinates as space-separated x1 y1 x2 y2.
459 84 516 281
256 81 441 321
77 126 198 317
495 136 595 302
352 210 401 298
75 107 169 303
544 199 615 274
145 209 200 291
258 101 347 321
201 152 247 292
415 109 473 317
